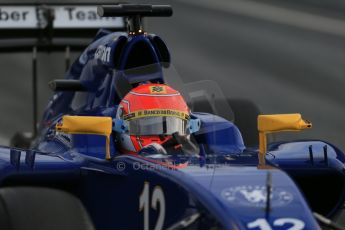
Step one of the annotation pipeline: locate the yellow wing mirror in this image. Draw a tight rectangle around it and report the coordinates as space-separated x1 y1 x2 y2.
56 116 113 160
258 113 312 166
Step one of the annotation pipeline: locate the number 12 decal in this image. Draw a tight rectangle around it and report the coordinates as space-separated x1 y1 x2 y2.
139 182 166 230
248 218 305 230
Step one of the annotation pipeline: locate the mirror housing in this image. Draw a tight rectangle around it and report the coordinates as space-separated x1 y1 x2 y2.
257 114 312 166
258 114 311 133
56 116 113 160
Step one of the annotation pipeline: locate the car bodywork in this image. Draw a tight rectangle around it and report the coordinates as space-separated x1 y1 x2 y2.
1 3 345 230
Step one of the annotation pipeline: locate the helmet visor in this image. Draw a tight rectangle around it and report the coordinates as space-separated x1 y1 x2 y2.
127 116 187 136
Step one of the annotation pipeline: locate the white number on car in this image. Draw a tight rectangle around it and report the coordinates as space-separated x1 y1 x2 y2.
248 218 305 230
139 182 166 230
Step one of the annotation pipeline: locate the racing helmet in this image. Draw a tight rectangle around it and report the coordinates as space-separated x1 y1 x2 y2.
113 83 200 154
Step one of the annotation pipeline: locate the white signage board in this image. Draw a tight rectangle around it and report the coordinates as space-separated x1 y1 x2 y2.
0 6 124 29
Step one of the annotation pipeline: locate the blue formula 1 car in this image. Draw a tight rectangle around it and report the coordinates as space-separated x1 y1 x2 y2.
1 3 345 230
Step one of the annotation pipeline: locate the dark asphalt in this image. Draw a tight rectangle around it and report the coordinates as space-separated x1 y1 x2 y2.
0 0 345 153
147 0 345 151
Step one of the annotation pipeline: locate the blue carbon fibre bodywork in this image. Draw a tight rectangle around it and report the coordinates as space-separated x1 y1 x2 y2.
0 145 325 230
2 28 345 229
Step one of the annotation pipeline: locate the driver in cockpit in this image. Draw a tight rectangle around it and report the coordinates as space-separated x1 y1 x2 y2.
113 83 200 155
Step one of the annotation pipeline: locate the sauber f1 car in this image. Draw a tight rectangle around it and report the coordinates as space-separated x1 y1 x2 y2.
0 3 345 230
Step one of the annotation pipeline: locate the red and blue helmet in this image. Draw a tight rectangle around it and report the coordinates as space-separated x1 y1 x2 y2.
114 83 200 154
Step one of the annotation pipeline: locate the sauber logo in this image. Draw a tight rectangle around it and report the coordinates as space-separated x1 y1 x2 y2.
150 86 166 94
95 45 111 63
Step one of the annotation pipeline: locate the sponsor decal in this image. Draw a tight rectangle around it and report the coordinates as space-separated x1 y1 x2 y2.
221 185 293 207
95 45 111 63
149 86 166 94
123 109 189 121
